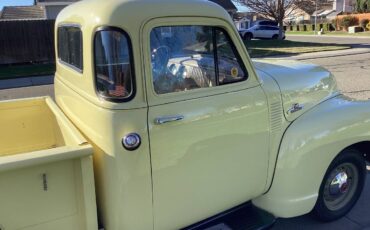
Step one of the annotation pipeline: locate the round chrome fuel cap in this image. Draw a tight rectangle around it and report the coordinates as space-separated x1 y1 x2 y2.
122 133 141 151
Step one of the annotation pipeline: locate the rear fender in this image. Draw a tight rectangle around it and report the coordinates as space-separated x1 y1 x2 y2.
253 95 370 218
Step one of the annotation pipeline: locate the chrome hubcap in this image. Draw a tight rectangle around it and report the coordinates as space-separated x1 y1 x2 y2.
323 163 358 211
329 172 349 196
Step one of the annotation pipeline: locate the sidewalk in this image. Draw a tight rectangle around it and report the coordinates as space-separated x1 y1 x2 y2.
0 75 54 90
287 34 370 40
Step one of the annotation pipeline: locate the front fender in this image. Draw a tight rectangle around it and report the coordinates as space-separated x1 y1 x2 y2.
253 95 370 218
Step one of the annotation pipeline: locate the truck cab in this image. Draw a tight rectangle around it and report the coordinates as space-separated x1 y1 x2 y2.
3 0 366 229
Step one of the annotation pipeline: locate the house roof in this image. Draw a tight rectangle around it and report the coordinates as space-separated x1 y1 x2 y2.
0 6 46 20
209 0 237 12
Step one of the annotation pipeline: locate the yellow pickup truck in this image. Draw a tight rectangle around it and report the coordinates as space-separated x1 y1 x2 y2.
1 0 369 230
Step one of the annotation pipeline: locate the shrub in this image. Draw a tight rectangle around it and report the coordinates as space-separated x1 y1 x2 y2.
340 16 359 30
360 19 370 31
306 24 313 31
367 22 370 30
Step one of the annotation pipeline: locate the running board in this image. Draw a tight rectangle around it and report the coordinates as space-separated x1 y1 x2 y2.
182 202 276 230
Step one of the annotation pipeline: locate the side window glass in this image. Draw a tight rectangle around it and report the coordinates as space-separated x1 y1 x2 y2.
150 26 216 94
216 29 248 85
57 26 83 71
94 29 134 100
149 26 248 95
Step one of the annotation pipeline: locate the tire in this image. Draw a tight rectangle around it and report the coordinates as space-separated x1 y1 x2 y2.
272 34 279 40
243 33 252 40
313 149 366 221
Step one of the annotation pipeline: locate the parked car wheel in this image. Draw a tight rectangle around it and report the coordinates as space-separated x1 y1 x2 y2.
272 34 279 40
313 149 366 221
243 33 252 40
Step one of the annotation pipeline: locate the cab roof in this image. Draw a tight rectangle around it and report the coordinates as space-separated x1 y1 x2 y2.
56 0 232 28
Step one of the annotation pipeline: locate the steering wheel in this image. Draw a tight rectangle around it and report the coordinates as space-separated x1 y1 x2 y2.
151 45 170 80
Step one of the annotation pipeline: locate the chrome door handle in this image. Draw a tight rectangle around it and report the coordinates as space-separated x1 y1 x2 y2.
155 115 184 125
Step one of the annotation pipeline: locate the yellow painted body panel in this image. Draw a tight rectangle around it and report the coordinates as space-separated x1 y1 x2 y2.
148 86 269 229
254 59 339 121
55 78 153 230
254 95 370 217
0 97 98 230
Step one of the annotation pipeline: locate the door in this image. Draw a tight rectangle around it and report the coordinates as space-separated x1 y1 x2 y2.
144 21 270 230
253 25 263 38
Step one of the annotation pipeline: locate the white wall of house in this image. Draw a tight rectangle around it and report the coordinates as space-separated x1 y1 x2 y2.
234 18 250 30
333 0 353 12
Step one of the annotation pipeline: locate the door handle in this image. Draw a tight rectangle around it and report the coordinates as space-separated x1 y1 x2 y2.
155 115 184 125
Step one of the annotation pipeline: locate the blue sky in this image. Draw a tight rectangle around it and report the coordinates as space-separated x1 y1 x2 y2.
0 0 34 10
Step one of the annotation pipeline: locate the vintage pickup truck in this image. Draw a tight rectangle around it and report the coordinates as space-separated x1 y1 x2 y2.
1 0 369 229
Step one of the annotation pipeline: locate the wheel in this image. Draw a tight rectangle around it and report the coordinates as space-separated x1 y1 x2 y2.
243 33 252 40
313 149 366 221
272 34 279 40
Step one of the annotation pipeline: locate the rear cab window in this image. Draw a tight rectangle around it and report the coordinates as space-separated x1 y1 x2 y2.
149 25 248 95
94 27 135 101
57 25 83 72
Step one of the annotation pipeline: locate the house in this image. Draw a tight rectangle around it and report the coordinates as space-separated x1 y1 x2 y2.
209 0 257 29
311 0 356 21
285 7 312 24
36 0 80 19
0 6 46 20
232 0 256 29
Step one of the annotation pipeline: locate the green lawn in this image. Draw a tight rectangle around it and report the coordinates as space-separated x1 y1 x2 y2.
0 63 55 80
286 31 370 37
245 40 350 58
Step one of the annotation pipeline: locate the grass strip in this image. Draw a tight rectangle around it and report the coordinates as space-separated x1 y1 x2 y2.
245 40 350 58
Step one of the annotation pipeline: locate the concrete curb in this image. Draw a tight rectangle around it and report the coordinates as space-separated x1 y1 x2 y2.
263 47 370 60
0 75 54 90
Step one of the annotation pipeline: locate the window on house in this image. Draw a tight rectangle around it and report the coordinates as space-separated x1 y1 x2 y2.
94 28 135 101
149 25 248 94
57 26 83 71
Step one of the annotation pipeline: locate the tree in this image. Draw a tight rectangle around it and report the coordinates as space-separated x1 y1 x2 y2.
236 0 321 39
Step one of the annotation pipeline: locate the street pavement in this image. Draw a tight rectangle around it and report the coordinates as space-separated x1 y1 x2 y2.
0 35 369 229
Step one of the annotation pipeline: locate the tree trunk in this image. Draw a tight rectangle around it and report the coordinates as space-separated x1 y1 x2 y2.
279 18 284 40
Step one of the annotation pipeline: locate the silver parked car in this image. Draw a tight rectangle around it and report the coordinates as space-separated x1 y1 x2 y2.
239 25 285 40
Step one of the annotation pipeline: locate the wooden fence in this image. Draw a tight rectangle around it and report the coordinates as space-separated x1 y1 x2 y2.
0 20 55 65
